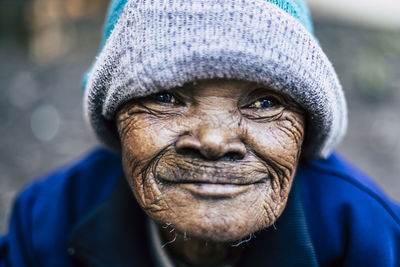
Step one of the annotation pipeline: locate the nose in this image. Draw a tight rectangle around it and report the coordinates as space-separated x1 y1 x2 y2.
175 127 247 160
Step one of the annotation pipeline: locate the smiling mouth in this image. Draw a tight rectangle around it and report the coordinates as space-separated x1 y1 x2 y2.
157 174 267 198
180 183 254 198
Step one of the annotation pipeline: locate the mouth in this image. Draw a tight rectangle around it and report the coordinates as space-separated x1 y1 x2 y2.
157 174 267 198
153 149 270 198
180 183 255 198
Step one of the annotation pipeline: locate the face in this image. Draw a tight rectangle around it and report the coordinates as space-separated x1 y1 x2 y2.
116 79 305 242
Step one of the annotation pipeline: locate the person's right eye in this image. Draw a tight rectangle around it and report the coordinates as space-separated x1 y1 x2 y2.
152 92 180 105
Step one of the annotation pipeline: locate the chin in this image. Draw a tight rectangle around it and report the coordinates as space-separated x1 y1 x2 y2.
140 177 289 243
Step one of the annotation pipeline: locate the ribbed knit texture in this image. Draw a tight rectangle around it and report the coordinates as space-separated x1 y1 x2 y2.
84 0 347 159
83 0 315 86
99 0 315 50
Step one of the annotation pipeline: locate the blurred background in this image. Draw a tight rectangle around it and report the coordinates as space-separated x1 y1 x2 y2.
0 0 399 234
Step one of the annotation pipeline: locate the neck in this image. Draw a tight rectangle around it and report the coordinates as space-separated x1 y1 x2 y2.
158 225 244 266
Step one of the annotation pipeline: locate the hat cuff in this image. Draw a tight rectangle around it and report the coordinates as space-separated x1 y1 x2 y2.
84 0 347 159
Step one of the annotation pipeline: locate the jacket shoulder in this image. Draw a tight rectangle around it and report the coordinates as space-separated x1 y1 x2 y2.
298 153 400 266
1 148 123 266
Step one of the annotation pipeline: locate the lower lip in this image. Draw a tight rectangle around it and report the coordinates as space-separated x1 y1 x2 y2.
180 183 253 198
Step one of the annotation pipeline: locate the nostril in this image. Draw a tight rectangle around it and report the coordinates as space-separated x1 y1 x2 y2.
176 147 205 159
222 152 245 161
176 134 246 160
175 135 202 155
225 140 247 160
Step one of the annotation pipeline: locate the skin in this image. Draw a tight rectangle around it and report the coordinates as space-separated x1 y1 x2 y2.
116 79 305 266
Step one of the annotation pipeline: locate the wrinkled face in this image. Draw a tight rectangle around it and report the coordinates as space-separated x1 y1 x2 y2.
116 79 305 242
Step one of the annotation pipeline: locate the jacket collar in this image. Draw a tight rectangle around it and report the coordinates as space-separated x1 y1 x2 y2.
68 177 318 266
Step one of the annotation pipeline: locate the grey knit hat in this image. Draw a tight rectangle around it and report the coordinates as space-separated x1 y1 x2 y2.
84 0 347 159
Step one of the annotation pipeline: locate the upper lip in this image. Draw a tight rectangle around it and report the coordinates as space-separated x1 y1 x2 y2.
154 149 270 185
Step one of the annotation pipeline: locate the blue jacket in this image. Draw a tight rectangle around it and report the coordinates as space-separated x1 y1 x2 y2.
1 148 399 266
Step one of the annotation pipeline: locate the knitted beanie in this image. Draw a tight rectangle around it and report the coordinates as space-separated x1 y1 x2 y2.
84 0 347 160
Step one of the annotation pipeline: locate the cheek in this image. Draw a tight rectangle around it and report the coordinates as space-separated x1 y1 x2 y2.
119 115 187 204
244 116 303 171
120 115 183 166
243 114 304 203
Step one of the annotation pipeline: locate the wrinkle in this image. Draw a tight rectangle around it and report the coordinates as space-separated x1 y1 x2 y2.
156 148 270 184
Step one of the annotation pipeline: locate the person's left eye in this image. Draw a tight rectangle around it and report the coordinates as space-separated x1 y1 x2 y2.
152 92 179 104
247 97 278 109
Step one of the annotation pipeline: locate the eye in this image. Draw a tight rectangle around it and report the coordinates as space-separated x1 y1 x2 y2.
152 92 179 104
247 97 278 109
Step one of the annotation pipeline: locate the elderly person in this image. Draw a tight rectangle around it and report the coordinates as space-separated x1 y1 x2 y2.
1 0 400 266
